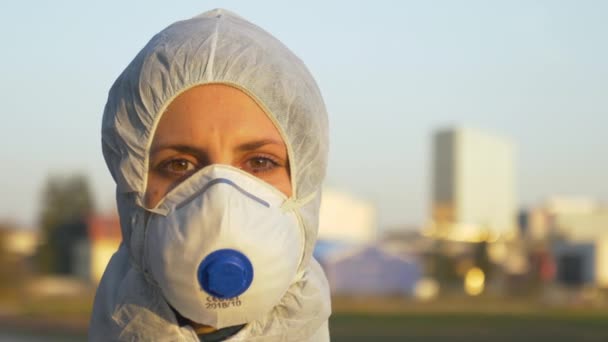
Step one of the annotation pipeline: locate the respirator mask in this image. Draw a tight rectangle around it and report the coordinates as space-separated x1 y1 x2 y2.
141 165 304 328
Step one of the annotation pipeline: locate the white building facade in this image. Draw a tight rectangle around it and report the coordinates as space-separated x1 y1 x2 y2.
317 188 377 243
549 198 608 288
432 127 516 240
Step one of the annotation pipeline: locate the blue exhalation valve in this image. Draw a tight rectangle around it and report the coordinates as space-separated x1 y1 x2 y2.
197 249 254 299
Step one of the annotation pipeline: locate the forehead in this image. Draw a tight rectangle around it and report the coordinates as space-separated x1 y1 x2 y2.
151 84 284 147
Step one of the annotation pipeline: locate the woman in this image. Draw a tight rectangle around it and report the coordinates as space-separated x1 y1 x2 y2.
89 8 331 341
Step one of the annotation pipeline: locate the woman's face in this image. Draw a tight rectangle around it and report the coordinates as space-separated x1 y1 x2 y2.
144 84 291 208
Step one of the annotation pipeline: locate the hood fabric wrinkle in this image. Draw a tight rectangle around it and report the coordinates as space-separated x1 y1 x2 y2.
91 8 330 341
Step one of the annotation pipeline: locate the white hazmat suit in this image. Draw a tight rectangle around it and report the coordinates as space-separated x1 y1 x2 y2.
89 8 331 341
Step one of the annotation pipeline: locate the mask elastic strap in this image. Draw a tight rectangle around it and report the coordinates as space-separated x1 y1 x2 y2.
281 190 318 212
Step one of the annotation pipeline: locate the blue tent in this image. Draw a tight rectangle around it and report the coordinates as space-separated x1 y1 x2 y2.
319 244 421 296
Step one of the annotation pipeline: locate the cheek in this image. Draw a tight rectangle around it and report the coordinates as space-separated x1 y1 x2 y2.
275 168 292 197
144 175 171 208
144 189 161 208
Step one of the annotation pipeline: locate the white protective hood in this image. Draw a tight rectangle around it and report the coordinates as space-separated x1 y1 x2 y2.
90 8 331 341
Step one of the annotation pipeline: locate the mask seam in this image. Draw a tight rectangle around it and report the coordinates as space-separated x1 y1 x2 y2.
174 178 270 211
149 164 287 215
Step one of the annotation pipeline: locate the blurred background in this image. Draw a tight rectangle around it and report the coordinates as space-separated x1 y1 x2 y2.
0 1 607 341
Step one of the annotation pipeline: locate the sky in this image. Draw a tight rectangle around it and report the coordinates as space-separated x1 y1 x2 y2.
0 1 606 230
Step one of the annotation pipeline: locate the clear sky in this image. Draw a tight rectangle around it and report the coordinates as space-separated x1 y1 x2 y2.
1 1 606 229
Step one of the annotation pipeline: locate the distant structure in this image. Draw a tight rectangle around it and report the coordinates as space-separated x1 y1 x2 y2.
86 215 122 283
3 228 39 257
318 188 377 243
62 214 121 283
522 197 608 288
321 245 421 296
430 127 516 241
0 225 39 278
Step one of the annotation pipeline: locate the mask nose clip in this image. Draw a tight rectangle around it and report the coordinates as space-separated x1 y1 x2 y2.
197 249 254 299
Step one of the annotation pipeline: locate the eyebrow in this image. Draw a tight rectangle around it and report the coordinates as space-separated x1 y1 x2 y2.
235 139 284 152
150 139 284 156
150 144 202 156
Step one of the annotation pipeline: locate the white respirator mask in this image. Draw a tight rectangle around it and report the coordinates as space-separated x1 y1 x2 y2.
141 165 305 329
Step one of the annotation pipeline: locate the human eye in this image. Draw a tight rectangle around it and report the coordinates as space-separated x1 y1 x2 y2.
242 155 280 174
157 158 197 177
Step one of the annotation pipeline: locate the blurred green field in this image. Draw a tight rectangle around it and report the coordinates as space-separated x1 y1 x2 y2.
1 311 608 341
330 312 608 342
2 290 608 341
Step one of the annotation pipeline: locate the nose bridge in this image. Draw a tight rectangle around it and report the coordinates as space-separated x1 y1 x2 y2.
205 125 233 166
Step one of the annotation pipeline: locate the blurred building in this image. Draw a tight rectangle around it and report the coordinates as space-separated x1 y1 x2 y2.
381 229 434 256
52 214 121 283
318 188 377 243
320 244 421 296
430 127 516 241
86 215 122 283
49 219 90 277
548 197 608 288
518 208 552 241
520 197 608 289
0 225 39 280
2 227 39 257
